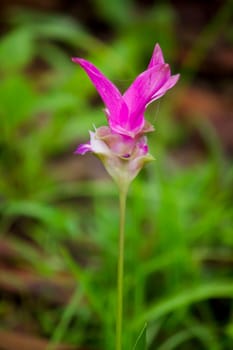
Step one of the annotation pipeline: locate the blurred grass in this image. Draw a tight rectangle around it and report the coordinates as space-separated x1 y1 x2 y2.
0 1 233 350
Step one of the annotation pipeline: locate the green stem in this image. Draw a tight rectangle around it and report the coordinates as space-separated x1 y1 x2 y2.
116 188 127 350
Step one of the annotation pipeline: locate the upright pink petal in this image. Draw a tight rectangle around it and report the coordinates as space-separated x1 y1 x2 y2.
72 44 179 140
107 101 133 136
123 64 170 120
149 74 180 102
109 109 145 137
147 43 165 68
72 58 125 122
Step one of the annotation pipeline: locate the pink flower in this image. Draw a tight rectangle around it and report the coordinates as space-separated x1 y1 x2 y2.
72 44 179 188
76 125 154 187
72 44 179 138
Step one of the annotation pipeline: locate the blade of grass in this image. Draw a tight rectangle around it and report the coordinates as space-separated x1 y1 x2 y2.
133 281 233 328
48 286 83 349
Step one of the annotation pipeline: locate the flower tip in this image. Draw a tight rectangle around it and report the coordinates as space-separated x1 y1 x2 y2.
154 43 161 50
74 148 81 154
71 57 85 65
171 73 180 87
161 63 171 75
148 43 165 68
74 143 92 155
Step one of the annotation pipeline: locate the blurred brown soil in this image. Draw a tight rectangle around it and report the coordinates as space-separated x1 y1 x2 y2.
176 85 233 154
0 330 75 350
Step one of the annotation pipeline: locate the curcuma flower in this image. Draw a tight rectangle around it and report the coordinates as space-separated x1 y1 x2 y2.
72 44 179 190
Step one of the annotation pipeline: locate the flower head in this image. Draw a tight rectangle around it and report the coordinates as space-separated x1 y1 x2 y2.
72 44 179 189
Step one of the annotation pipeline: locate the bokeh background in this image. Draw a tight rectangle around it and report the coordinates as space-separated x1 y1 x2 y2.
0 1 232 349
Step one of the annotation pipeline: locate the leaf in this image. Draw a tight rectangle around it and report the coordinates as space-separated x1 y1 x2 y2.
133 282 233 329
0 28 34 71
2 200 77 237
133 323 147 350
0 75 36 128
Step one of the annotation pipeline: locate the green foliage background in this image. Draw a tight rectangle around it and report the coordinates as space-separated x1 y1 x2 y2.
0 1 232 349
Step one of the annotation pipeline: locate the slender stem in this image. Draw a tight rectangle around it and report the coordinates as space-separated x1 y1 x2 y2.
116 188 127 350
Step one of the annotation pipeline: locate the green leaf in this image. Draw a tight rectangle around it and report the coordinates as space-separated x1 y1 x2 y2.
133 282 233 329
0 75 36 128
0 28 34 70
133 323 147 350
2 200 76 237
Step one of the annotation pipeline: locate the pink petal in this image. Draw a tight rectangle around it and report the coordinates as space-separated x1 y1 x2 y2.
72 58 124 123
147 43 165 68
149 73 180 102
75 143 92 155
108 101 138 137
110 110 145 138
123 64 170 120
